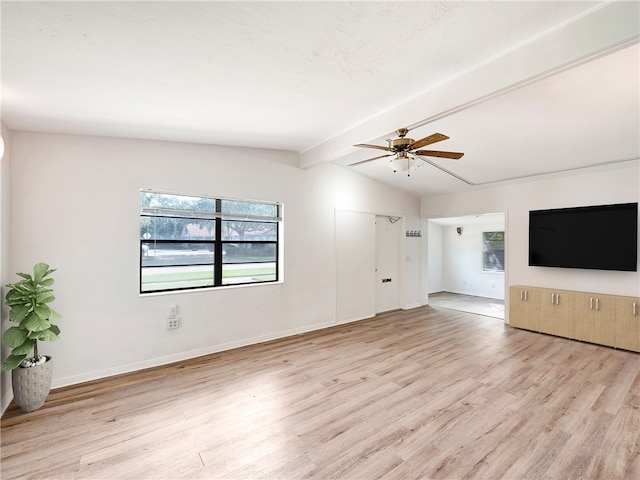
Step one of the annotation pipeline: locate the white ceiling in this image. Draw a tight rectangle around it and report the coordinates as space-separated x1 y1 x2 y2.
2 1 639 197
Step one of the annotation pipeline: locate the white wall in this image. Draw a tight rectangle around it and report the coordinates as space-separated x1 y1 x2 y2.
404 215 423 309
1 123 12 412
421 164 640 319
6 131 421 391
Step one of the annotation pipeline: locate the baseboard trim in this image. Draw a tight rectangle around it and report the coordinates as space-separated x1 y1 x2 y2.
403 302 424 310
1 389 12 416
335 314 375 326
51 320 337 390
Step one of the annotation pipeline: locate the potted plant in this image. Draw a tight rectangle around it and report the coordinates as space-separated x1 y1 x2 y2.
2 263 61 412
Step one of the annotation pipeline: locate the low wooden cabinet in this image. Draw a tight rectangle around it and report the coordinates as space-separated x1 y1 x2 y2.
509 286 540 332
510 285 639 353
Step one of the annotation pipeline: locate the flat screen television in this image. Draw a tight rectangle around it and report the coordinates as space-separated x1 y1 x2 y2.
529 202 638 272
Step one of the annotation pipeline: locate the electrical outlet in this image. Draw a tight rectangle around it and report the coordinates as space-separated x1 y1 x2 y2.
167 317 180 329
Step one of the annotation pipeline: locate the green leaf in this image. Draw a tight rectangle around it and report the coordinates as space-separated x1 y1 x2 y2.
16 272 32 281
2 327 29 348
8 304 31 323
49 324 61 335
22 312 51 332
6 287 27 298
11 338 35 355
7 283 32 296
48 308 61 321
36 291 55 304
33 263 49 284
5 302 27 310
3 354 27 371
34 304 51 320
22 280 36 292
41 278 54 287
5 298 29 308
29 329 58 342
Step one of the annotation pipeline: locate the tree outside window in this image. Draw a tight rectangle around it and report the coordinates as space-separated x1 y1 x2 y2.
483 231 504 272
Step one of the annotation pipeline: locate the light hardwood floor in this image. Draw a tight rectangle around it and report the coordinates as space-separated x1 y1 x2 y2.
2 306 639 479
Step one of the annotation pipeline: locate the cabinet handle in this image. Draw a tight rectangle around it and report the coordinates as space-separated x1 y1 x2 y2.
525 290 528 301
595 298 599 311
556 294 560 305
633 302 637 316
590 297 593 310
520 290 524 301
551 293 555 304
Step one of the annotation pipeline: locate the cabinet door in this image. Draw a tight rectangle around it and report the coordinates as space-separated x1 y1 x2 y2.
509 286 526 328
509 286 540 331
615 297 640 352
540 290 572 338
572 293 596 343
592 295 616 347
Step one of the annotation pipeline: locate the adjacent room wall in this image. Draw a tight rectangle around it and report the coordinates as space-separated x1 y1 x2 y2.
8 131 422 392
426 222 444 294
441 220 505 300
421 163 640 319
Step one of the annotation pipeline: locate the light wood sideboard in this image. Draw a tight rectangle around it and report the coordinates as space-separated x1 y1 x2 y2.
509 285 640 353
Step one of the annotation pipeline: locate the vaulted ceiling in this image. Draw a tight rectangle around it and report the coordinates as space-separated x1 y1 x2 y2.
2 1 638 197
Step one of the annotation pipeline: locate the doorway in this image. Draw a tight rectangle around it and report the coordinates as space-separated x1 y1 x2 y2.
427 212 506 315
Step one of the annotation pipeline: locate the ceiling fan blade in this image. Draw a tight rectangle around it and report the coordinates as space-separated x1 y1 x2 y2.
353 143 392 152
414 150 464 160
409 133 449 150
348 154 394 167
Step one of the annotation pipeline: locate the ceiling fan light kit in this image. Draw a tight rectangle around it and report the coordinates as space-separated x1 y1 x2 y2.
351 128 464 177
388 152 422 176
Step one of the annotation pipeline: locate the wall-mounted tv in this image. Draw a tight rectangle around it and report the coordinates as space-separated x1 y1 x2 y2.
529 202 638 272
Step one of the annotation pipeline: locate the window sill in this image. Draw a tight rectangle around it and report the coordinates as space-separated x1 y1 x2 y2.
139 280 284 297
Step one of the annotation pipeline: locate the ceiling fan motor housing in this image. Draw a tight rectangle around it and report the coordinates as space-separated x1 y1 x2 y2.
390 137 413 151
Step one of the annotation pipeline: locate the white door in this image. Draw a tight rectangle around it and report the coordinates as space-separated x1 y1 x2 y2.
376 216 402 313
335 210 376 323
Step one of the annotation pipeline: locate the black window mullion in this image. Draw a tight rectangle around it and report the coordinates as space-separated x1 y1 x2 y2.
275 221 279 281
214 199 223 285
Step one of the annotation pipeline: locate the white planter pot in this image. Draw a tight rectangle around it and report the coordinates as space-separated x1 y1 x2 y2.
12 356 53 412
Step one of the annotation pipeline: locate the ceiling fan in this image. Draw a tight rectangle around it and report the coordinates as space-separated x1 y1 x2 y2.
350 128 464 176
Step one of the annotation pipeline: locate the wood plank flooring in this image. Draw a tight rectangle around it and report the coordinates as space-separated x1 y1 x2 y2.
2 306 639 479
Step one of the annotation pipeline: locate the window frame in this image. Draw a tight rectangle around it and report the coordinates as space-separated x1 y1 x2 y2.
140 189 281 294
482 231 505 272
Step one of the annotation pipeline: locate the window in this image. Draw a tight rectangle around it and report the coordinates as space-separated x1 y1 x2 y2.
140 190 281 293
482 231 504 272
